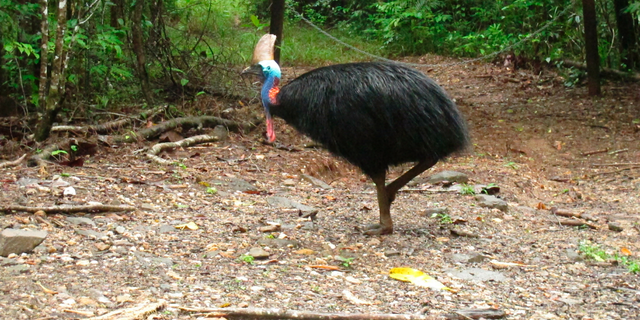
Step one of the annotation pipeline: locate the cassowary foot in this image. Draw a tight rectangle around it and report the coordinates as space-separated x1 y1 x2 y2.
363 223 393 235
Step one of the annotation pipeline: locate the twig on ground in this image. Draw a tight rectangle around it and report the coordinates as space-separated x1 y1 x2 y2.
1 204 136 214
178 306 437 319
0 154 27 168
581 149 608 156
88 300 166 320
591 163 640 167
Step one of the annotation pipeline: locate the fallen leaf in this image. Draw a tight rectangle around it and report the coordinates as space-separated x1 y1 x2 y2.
175 222 199 230
294 249 315 255
620 247 632 256
536 202 547 210
389 267 452 291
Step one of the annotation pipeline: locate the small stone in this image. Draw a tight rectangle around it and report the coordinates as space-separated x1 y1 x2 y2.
248 247 270 259
422 207 449 216
114 226 126 234
301 174 333 189
66 217 96 227
167 292 184 299
94 243 111 251
283 179 296 186
237 302 249 308
0 229 48 257
566 249 584 262
140 204 156 211
345 276 361 284
428 171 469 184
75 230 107 239
367 238 381 246
447 267 506 282
158 225 175 234
76 260 91 266
384 249 401 257
608 222 623 232
116 294 133 303
475 194 508 212
267 197 318 215
63 186 76 196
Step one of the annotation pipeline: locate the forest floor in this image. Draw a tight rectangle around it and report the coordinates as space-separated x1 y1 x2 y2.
1 57 639 320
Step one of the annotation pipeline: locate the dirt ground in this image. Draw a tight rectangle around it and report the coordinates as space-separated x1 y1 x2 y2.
1 57 639 320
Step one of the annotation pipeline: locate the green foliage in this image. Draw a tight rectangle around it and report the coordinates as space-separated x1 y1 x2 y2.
336 256 355 268
238 254 255 264
579 241 639 274
460 183 476 195
431 212 453 224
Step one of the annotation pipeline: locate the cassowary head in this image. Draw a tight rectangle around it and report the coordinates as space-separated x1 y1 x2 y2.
242 34 280 143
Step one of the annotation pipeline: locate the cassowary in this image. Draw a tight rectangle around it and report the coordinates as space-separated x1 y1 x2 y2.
243 34 469 235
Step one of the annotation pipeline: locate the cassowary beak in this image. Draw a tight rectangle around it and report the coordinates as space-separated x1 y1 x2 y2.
241 64 263 77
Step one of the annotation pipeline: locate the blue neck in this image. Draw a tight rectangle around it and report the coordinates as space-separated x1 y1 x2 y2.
261 74 279 107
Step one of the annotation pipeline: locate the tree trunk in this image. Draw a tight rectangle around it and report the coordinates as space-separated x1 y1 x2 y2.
38 0 49 109
613 0 638 70
131 0 153 105
34 0 68 141
110 0 124 28
582 0 601 96
269 0 285 63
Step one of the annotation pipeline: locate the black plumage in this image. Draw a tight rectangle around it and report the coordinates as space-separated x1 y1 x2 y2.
272 62 468 177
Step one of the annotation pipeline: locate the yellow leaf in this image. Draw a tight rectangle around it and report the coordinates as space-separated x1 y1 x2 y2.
199 181 211 187
389 267 452 291
175 222 199 230
294 249 315 255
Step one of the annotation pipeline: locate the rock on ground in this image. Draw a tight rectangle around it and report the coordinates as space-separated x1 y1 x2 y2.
0 229 48 257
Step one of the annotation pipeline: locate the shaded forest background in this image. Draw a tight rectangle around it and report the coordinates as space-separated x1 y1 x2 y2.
0 0 639 145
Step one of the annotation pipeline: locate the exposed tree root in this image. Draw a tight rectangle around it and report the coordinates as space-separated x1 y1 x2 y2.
50 105 168 135
115 115 260 143
1 204 136 214
88 300 167 320
0 154 27 168
561 60 640 81
147 126 228 165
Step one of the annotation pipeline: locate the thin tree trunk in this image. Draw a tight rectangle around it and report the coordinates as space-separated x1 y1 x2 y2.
34 0 69 141
110 0 123 28
613 0 638 70
582 0 601 96
38 0 49 109
131 0 153 105
269 0 285 63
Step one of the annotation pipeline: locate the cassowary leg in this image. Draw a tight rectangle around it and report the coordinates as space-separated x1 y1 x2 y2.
385 158 438 203
364 172 394 235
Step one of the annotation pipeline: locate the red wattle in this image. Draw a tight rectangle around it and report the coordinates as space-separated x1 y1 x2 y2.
266 118 276 143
